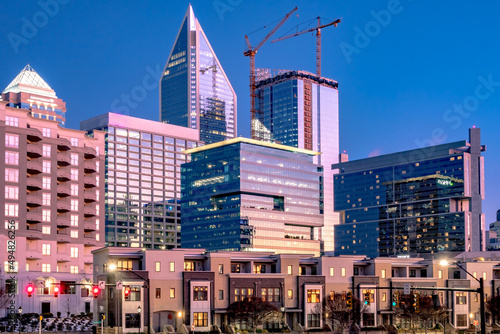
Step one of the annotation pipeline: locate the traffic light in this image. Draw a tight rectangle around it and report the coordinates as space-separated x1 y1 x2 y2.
413 292 420 313
53 285 60 298
364 290 371 305
26 284 35 297
124 287 130 298
346 291 353 309
392 291 400 308
93 286 100 299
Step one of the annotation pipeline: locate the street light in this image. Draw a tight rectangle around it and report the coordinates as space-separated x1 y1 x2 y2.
440 260 485 334
137 306 142 334
280 307 285 334
18 307 22 334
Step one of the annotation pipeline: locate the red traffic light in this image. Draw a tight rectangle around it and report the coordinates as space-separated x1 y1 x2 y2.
124 288 130 296
26 284 35 297
53 286 60 297
93 287 100 298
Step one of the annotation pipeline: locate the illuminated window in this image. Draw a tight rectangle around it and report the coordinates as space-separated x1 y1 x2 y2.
341 267 346 277
71 184 78 196
70 247 78 258
42 226 51 234
5 169 19 182
42 264 51 273
5 116 19 127
43 144 51 157
42 177 51 190
71 138 79 146
42 209 50 222
5 261 19 273
5 186 18 200
5 134 19 148
71 169 78 181
71 215 78 226
456 292 467 304
438 270 443 279
42 244 51 255
42 128 51 137
71 199 78 211
170 288 175 298
288 289 293 299
307 289 321 303
381 269 386 278
43 161 51 173
71 153 78 165
329 267 334 277
155 262 161 272
5 151 19 165
193 286 208 301
70 266 78 274
288 265 292 275
193 312 208 327
156 288 161 299
262 288 280 302
71 230 78 238
5 204 19 217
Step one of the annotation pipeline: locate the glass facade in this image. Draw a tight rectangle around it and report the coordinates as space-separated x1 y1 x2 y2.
160 6 236 144
181 139 323 255
333 134 486 257
81 113 201 249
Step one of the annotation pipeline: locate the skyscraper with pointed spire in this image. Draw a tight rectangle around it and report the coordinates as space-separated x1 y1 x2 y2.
2 64 67 126
160 5 236 144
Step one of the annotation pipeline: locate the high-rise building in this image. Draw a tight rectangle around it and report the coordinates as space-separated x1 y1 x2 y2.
253 70 339 252
487 210 500 250
0 66 105 316
160 5 236 144
332 128 486 258
181 137 323 256
80 113 202 249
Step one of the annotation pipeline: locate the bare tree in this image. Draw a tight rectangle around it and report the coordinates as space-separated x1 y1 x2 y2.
314 293 366 334
486 295 500 324
0 270 13 310
395 293 447 334
227 297 281 334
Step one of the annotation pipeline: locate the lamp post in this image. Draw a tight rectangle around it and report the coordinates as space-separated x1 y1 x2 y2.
18 307 22 334
280 307 285 334
440 260 486 334
137 306 142 334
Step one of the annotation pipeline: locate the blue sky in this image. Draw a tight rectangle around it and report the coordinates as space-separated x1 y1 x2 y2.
1 0 499 224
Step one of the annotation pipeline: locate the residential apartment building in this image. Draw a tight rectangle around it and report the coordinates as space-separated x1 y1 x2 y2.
93 247 500 333
181 137 323 256
0 65 105 316
253 70 340 253
160 5 237 144
333 128 486 257
80 112 202 249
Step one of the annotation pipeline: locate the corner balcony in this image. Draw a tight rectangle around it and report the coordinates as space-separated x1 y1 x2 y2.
57 169 71 182
26 211 43 224
57 152 71 166
56 254 71 262
27 178 42 190
27 160 43 174
56 200 71 213
27 143 42 158
83 176 97 188
83 206 96 217
83 147 96 159
57 138 71 151
57 184 71 197
84 160 97 173
26 195 42 207
84 220 96 232
26 225 43 239
57 215 71 227
83 191 97 203
83 235 98 246
56 230 71 243
26 128 43 142
26 248 42 260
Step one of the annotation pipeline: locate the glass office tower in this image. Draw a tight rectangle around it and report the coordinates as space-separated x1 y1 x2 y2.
81 113 202 249
181 138 323 256
253 70 339 252
333 128 486 258
160 5 236 144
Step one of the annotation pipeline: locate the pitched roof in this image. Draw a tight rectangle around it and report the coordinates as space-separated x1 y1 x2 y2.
3 64 56 97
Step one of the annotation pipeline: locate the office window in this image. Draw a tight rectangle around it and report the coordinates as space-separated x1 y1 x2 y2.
42 244 51 255
5 204 19 217
193 286 208 301
341 267 346 277
5 186 18 200
5 169 19 182
219 264 224 274
193 312 208 327
42 264 51 273
170 288 175 298
307 289 321 303
156 288 161 299
219 290 223 300
288 265 292 275
5 151 19 165
170 262 175 272
329 267 334 277
288 289 293 299
5 134 19 148
70 266 78 274
70 247 78 258
155 261 161 272
43 144 51 157
5 116 19 127
456 292 467 304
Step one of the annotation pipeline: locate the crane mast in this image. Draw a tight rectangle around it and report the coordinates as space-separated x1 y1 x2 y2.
244 7 298 140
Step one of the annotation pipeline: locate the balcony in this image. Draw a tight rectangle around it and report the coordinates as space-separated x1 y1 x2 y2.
27 143 42 158
26 225 43 239
83 235 98 246
83 191 97 203
83 254 93 264
26 128 43 142
84 160 96 173
26 195 42 207
56 230 71 243
27 160 43 174
26 211 43 224
83 206 96 217
26 249 42 260
57 138 71 151
57 215 71 227
84 221 96 232
57 169 71 182
57 184 71 197
26 178 42 190
57 152 71 166
84 176 97 188
83 146 96 159
56 254 71 262
56 201 71 213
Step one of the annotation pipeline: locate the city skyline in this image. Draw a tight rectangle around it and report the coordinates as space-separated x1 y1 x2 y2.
1 1 499 223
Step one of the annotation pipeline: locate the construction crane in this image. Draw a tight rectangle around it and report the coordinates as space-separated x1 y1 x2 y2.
200 59 218 98
272 17 341 77
244 6 298 140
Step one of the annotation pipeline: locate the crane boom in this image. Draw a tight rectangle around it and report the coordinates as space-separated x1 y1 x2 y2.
244 6 298 140
271 17 341 77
